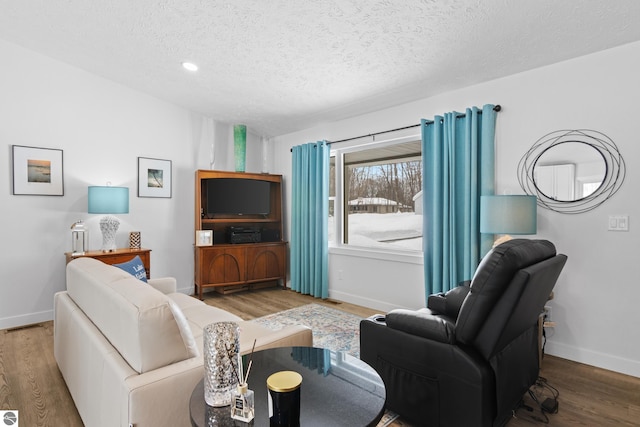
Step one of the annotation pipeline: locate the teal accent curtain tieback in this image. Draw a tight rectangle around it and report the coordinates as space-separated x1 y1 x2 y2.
421 105 497 297
291 141 329 298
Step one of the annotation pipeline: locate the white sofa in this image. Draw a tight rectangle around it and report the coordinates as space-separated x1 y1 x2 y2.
54 257 312 427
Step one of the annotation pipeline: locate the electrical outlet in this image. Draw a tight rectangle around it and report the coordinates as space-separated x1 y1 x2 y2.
543 305 552 322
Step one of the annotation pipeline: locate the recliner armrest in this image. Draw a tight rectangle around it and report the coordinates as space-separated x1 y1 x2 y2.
427 293 447 313
427 284 471 319
385 309 456 344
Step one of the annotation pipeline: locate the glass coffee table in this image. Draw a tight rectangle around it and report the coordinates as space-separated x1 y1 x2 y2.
190 346 386 427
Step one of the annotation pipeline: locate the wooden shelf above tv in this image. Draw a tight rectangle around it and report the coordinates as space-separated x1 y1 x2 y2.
193 170 286 299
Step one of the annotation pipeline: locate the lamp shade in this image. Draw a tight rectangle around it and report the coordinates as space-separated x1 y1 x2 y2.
480 195 537 234
88 186 129 214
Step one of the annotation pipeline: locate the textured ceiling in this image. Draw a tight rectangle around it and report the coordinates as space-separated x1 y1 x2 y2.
2 1 640 137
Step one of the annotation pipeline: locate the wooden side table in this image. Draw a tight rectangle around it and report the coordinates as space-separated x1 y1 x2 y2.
65 248 152 279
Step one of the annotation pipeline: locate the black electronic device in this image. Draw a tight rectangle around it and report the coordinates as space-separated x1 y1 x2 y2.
261 229 281 242
541 398 558 414
228 226 262 244
206 178 271 216
213 230 227 245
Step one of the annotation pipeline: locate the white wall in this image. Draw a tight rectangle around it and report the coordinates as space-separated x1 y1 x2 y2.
271 41 640 377
0 39 264 330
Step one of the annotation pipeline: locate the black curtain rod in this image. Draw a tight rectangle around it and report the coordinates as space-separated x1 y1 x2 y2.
328 123 421 145
290 105 501 151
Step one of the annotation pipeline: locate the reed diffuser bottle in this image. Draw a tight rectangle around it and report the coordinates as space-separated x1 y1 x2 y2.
229 339 256 422
230 382 254 422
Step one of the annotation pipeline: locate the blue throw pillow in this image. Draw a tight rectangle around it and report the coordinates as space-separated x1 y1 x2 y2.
113 255 148 283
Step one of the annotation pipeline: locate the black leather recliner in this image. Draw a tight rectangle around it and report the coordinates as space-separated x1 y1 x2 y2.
360 239 567 427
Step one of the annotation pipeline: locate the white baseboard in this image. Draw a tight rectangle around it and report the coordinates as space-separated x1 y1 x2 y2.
0 309 53 330
546 340 640 378
328 290 406 314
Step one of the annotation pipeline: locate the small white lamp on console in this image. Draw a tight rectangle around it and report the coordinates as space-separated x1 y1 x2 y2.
88 185 129 252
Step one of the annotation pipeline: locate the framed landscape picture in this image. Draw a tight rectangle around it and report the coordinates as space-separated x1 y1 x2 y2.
138 157 172 198
12 145 64 196
195 230 213 246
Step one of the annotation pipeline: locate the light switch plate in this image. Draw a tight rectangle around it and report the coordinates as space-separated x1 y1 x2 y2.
608 215 629 231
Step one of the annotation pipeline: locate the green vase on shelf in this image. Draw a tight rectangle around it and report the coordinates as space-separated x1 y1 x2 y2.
234 124 247 172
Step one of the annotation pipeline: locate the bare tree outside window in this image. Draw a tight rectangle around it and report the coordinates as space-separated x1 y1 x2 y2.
329 139 423 251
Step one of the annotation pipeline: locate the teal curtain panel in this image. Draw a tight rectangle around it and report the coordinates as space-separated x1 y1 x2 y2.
421 105 497 297
291 141 330 298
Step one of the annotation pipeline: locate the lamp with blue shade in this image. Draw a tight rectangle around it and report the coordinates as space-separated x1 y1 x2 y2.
88 185 129 252
480 195 537 246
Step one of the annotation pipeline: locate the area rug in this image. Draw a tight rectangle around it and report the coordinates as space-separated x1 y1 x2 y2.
251 303 363 357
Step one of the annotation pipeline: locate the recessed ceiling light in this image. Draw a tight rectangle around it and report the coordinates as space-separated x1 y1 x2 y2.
182 62 198 72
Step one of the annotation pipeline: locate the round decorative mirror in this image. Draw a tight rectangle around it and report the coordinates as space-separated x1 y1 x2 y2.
518 129 625 214
533 141 607 202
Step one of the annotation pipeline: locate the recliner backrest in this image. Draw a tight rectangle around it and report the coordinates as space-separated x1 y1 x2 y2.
474 254 567 359
455 239 558 348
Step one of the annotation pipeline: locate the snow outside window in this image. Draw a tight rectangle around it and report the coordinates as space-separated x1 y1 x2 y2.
329 139 423 252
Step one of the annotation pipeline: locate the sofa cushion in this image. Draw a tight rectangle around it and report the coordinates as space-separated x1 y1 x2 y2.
112 255 148 282
171 294 243 329
66 257 197 374
167 299 199 358
169 293 243 353
166 293 313 356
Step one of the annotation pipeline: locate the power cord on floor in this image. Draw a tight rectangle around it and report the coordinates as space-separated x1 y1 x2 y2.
536 376 559 413
512 376 559 423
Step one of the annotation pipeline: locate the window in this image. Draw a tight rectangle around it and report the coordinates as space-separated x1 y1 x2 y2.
329 137 422 252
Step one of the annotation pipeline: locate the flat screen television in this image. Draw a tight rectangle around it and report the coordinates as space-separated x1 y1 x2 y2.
206 178 271 216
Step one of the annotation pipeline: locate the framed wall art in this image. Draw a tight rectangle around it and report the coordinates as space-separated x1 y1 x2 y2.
12 145 64 196
138 157 172 198
195 230 213 246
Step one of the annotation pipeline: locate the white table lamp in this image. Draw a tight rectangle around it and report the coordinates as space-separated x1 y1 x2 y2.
88 185 129 252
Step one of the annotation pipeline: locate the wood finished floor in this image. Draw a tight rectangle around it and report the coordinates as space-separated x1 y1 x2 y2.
0 286 638 426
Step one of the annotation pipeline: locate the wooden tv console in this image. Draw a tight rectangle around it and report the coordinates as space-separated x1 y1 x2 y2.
193 170 287 299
